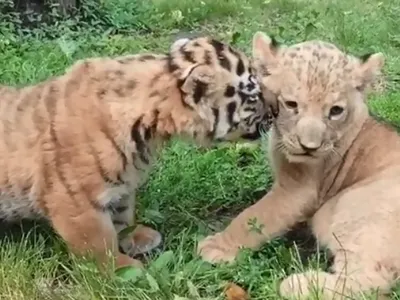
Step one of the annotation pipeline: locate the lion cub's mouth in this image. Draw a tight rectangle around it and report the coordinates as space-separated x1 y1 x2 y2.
283 143 320 159
293 152 313 156
290 152 316 159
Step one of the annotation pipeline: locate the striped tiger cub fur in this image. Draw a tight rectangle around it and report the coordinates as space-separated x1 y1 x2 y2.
0 36 276 270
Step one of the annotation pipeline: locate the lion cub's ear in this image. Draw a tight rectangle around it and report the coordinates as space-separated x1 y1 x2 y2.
252 31 280 74
179 64 218 109
356 52 385 92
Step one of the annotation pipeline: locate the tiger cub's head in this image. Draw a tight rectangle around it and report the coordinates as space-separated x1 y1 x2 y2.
168 36 277 143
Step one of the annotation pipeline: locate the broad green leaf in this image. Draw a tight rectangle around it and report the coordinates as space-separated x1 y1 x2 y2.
115 265 144 282
145 273 160 292
187 280 200 298
150 250 174 271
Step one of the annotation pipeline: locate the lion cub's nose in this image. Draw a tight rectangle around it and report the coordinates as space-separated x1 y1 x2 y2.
296 117 325 153
299 141 321 152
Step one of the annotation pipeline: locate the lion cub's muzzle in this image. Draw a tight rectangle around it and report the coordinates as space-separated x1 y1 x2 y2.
298 118 324 144
298 137 322 153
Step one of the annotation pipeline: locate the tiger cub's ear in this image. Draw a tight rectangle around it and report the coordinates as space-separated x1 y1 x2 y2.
178 64 218 109
170 38 190 53
252 31 280 76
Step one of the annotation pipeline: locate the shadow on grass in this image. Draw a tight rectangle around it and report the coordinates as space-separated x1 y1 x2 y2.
0 218 53 242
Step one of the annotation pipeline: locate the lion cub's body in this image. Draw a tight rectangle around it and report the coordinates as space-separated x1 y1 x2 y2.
276 117 400 299
198 33 397 299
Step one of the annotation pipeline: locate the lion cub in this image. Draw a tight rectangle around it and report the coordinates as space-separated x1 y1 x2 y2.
198 32 399 299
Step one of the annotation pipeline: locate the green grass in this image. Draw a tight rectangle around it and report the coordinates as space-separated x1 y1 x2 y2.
0 0 400 299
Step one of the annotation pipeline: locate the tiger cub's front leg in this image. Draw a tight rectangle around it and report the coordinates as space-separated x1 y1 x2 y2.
46 192 143 270
111 193 162 257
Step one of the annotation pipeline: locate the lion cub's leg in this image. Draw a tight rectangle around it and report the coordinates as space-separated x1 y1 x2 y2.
280 251 393 299
198 185 315 263
112 194 161 257
46 193 143 270
309 197 337 249
280 181 399 299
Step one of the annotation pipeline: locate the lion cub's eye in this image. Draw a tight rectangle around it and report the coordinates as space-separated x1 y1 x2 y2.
329 105 344 118
284 101 298 109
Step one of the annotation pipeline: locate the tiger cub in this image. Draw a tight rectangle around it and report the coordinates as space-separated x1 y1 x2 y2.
0 36 276 270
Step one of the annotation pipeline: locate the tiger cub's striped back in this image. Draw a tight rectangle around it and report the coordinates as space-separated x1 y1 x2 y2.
0 36 276 270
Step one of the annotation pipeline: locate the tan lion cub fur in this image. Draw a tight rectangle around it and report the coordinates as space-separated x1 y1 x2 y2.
198 32 399 299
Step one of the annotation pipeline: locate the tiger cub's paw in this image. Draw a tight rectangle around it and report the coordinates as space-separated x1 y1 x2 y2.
132 225 162 255
116 253 145 269
119 225 162 257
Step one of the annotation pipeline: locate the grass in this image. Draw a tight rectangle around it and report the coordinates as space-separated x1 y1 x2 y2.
0 0 400 299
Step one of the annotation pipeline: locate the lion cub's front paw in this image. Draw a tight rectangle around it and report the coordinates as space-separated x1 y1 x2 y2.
279 271 323 299
197 233 238 263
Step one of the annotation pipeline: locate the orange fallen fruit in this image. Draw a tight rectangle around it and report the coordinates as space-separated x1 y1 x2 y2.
225 282 249 300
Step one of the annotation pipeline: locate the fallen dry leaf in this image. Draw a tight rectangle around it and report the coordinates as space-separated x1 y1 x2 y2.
224 282 249 300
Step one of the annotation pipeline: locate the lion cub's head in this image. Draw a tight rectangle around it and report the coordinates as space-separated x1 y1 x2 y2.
252 32 385 163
